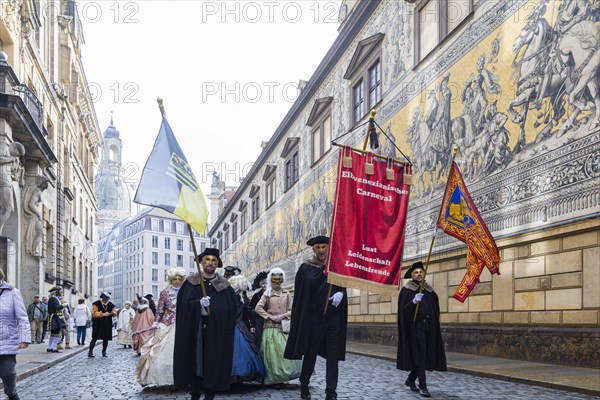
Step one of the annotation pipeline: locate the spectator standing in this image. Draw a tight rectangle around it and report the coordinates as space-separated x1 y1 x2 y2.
73 298 91 346
40 296 48 343
0 267 31 400
27 295 47 344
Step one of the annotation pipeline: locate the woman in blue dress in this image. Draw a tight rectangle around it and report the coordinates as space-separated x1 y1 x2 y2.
229 274 267 383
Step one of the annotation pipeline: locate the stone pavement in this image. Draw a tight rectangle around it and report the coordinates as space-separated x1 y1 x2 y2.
3 340 598 399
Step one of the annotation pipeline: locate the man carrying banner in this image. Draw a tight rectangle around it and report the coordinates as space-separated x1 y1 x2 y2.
173 248 237 400
396 262 447 398
284 236 347 400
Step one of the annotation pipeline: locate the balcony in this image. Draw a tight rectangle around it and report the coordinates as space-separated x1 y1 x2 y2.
0 63 56 164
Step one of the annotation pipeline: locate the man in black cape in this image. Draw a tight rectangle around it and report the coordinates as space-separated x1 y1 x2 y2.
397 261 447 398
284 236 347 400
174 248 237 400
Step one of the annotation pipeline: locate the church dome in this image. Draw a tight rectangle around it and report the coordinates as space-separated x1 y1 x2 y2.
103 121 120 139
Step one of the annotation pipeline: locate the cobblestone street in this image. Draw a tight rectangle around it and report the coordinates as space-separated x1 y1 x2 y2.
14 342 598 400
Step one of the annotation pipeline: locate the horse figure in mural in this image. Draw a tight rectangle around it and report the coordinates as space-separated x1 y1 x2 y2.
507 15 568 150
555 19 600 135
407 107 447 197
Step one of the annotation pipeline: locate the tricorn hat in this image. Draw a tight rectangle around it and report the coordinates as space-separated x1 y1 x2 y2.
143 292 153 299
403 261 424 279
224 266 241 278
197 247 223 269
306 235 330 246
100 292 111 299
252 271 268 290
49 286 61 294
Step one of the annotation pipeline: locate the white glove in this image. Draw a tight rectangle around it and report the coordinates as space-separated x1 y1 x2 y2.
200 296 211 308
152 322 159 328
330 291 343 307
412 293 424 304
157 322 166 329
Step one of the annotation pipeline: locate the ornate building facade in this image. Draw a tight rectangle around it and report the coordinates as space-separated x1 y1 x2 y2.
0 0 100 306
209 0 599 367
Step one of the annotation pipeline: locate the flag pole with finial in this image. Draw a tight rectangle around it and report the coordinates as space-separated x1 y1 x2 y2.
413 145 458 321
156 97 210 314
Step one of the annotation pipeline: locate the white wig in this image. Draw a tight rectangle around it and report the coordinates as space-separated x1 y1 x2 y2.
167 267 187 280
229 275 251 293
265 267 286 297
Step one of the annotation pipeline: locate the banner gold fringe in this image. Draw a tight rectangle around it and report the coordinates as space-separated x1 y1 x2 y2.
327 271 400 297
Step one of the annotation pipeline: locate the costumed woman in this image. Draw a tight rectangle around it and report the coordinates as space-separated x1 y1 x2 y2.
136 267 187 387
248 271 268 348
255 268 301 384
46 287 66 353
117 301 135 348
131 297 155 356
229 274 267 384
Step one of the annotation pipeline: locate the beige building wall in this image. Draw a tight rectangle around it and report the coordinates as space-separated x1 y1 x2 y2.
0 0 100 309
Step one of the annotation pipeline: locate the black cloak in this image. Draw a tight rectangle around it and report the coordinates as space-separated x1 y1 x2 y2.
396 280 447 372
284 258 348 361
173 274 237 392
91 300 115 341
248 289 265 346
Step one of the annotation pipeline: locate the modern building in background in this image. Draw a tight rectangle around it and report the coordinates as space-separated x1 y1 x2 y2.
0 0 100 306
97 207 209 308
208 0 599 369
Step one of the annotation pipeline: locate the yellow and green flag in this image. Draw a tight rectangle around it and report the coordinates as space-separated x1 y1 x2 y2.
134 117 208 235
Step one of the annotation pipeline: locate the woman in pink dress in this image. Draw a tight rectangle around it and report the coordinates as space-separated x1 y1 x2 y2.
131 297 155 356
136 267 187 386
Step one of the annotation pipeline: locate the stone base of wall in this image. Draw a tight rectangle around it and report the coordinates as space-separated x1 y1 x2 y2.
347 323 600 368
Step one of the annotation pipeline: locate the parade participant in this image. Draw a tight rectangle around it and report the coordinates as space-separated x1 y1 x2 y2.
255 268 301 385
174 248 237 400
137 267 187 386
284 236 348 400
73 298 91 346
57 299 71 350
0 267 30 400
46 287 66 353
144 293 157 315
131 298 155 356
88 292 117 358
27 295 47 344
116 301 135 348
229 274 266 383
249 271 268 346
223 266 242 280
397 262 447 398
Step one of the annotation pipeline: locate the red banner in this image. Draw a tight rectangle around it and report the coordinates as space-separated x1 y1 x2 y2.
437 161 500 302
326 148 411 295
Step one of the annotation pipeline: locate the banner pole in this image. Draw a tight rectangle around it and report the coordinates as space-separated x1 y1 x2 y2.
361 109 377 151
413 145 458 321
188 224 210 315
